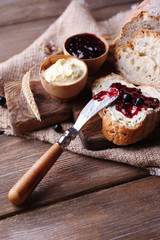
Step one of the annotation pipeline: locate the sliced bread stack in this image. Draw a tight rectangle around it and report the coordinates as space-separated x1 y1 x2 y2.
112 0 160 88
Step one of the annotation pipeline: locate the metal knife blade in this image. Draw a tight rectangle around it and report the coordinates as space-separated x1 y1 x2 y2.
73 87 119 132
58 87 119 148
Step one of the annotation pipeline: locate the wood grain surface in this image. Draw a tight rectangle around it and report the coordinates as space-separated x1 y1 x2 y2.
0 134 148 217
0 1 141 63
0 0 140 27
1 177 160 239
5 81 73 134
1 1 160 239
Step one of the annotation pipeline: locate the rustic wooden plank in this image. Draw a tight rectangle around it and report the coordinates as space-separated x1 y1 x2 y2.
0 2 136 63
0 134 148 217
1 177 159 239
0 18 55 63
5 81 73 134
0 0 70 27
0 0 141 27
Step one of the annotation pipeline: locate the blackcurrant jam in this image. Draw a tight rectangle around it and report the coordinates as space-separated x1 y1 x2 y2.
66 33 106 59
110 82 159 118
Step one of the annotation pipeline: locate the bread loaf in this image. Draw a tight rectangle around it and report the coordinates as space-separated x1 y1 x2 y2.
111 0 160 52
92 73 160 145
115 29 160 87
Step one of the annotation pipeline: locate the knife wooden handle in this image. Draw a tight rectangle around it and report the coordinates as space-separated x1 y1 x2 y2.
8 143 63 205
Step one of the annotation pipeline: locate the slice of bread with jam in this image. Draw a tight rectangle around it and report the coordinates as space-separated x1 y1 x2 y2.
92 73 160 145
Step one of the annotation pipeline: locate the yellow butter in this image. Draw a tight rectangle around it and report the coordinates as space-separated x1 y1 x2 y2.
42 58 86 85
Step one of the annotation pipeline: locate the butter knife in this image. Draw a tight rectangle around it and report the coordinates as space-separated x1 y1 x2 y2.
8 87 119 205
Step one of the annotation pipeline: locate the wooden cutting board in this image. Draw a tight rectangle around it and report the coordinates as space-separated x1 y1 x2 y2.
5 79 91 133
4 55 160 150
75 113 160 150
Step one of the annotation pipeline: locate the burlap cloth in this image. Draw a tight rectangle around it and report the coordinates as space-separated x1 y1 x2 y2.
0 1 160 176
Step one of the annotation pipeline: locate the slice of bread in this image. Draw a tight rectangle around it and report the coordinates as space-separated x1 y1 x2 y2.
115 29 160 87
92 73 160 145
111 0 160 52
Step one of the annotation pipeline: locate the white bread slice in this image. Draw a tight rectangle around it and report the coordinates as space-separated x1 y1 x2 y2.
115 30 160 87
92 73 160 145
111 0 160 52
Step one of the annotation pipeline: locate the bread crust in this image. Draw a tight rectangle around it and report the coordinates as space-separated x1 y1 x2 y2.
92 73 160 145
102 108 160 145
111 0 160 52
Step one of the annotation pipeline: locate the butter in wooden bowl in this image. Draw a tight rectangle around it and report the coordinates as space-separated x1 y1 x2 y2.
63 33 109 75
40 55 88 101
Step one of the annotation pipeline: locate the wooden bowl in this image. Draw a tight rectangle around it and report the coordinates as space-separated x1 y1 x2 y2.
40 55 88 101
63 33 109 75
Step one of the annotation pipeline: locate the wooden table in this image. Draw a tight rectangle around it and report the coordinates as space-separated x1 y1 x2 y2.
1 1 160 239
